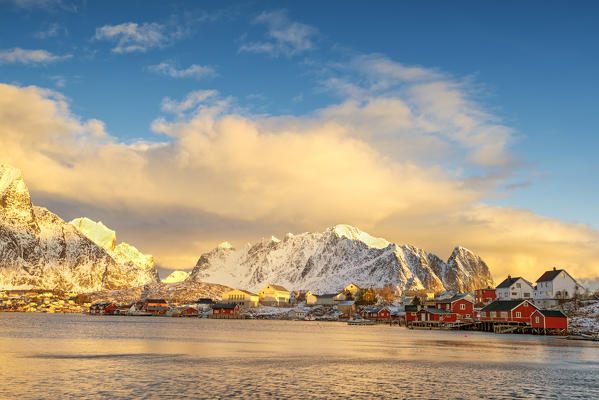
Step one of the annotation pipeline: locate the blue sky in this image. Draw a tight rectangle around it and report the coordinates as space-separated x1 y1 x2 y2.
1 0 598 281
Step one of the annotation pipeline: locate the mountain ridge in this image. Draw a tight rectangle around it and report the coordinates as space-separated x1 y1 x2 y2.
186 224 494 294
0 164 159 292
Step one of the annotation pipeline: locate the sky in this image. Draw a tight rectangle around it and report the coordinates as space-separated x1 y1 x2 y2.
1 0 598 286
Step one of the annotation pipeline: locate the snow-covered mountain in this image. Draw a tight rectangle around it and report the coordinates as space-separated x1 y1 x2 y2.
162 270 191 283
0 164 159 292
187 224 494 294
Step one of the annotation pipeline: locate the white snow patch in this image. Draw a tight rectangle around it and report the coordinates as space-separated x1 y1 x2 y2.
333 224 390 249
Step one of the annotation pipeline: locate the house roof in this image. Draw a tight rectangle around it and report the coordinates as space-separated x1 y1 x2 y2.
480 300 533 312
265 284 289 292
424 308 455 315
196 298 215 304
496 277 521 288
536 309 567 318
405 305 419 312
213 303 238 309
536 269 563 283
337 301 355 306
317 293 339 298
234 289 258 297
146 299 167 303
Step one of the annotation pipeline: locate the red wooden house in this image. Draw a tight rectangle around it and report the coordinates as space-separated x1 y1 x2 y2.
474 288 497 305
89 302 117 315
415 307 457 323
143 298 170 315
530 309 568 330
360 306 391 320
180 307 199 317
211 303 240 318
478 300 538 323
405 305 420 323
434 294 474 320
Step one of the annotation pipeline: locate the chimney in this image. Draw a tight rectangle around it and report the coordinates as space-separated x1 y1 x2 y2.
508 275 511 279
553 267 556 271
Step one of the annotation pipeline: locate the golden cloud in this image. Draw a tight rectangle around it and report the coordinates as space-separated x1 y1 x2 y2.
1 82 598 285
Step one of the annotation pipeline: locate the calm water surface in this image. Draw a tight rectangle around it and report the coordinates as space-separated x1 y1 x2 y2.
1 313 598 399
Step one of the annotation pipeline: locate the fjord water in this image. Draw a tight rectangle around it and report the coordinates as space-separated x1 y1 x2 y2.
1 314 598 399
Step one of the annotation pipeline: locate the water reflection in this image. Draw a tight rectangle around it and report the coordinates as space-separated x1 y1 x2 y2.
1 313 598 399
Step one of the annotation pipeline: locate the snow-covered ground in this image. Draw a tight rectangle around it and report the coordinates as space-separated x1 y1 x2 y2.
567 300 599 334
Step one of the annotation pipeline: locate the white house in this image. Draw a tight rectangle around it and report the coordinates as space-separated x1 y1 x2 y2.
533 267 584 308
495 276 534 300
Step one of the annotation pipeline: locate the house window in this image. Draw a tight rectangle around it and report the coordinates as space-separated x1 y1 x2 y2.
501 311 508 318
535 316 540 323
481 311 486 317
516 283 521 288
546 291 551 296
524 293 530 297
561 273 565 278
490 311 496 318
512 292 517 296
516 312 521 318
466 314 470 318
460 303 466 310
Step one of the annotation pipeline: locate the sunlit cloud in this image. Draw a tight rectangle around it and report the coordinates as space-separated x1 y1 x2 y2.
0 48 71 64
1 49 597 284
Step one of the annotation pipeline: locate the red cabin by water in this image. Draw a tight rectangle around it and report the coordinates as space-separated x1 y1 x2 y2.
530 309 568 330
478 300 538 323
211 303 240 318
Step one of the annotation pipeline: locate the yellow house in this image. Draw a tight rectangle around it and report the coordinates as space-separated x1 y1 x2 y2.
221 289 259 308
343 283 361 296
258 284 290 306
305 291 318 305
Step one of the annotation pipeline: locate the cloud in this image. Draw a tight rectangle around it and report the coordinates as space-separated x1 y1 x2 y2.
1 58 598 285
34 22 67 39
0 48 71 64
148 62 217 79
239 10 317 57
9 0 78 12
93 22 174 54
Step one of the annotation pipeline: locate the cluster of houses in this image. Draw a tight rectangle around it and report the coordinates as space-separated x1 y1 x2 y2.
0 290 90 313
86 266 584 335
404 267 583 334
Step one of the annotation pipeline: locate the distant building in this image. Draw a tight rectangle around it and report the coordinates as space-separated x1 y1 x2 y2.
305 291 318 305
143 299 170 315
315 293 338 306
343 283 361 296
287 309 306 320
211 303 240 318
221 289 259 308
337 300 356 316
474 287 497 305
258 284 290 306
495 276 534 300
434 294 474 321
533 268 585 308
89 302 117 315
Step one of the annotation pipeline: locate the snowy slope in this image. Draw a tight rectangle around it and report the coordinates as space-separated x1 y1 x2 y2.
0 164 159 292
187 224 494 294
162 270 191 283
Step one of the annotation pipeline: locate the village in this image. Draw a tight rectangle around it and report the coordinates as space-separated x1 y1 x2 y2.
2 266 599 338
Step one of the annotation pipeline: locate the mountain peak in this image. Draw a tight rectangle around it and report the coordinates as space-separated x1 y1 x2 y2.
70 217 116 251
332 224 390 249
0 164 22 195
